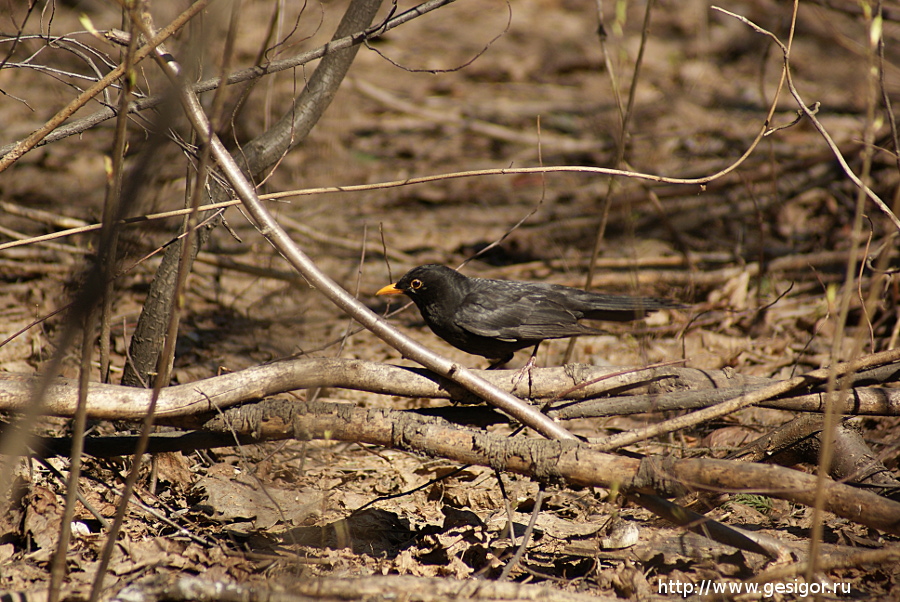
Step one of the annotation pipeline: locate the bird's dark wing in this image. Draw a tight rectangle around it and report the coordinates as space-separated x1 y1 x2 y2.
539 285 675 322
454 282 598 341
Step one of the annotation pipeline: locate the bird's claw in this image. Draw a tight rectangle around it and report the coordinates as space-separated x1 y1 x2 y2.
510 355 537 396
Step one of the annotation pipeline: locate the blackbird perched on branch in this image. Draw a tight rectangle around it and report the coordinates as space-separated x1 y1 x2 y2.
376 264 682 367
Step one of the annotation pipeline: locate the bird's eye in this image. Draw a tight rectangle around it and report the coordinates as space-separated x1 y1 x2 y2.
410 279 423 290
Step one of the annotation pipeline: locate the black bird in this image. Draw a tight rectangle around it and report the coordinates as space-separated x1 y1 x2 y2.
376 264 681 366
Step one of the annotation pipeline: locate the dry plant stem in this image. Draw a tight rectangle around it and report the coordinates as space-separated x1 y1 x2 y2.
199 398 900 534
808 2 882 580
278 212 415 264
35 456 109 531
99 4 142 386
562 0 653 364
0 200 236 253
492 470 517 550
47 315 96 602
499 486 545 580
595 1 624 125
0 0 211 174
0 224 87 255
877 2 900 175
592 0 654 276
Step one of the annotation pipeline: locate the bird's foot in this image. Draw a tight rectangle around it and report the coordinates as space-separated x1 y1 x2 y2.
510 355 537 396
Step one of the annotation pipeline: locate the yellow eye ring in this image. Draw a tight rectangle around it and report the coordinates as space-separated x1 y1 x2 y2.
410 279 423 290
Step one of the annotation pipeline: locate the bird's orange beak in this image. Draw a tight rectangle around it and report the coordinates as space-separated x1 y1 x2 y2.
376 283 404 296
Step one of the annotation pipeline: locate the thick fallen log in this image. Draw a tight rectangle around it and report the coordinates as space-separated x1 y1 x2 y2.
1 357 899 421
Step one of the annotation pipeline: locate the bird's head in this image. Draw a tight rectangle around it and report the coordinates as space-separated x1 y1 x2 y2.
376 264 465 307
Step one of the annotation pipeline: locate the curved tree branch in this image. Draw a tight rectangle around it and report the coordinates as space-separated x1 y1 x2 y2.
4 358 900 422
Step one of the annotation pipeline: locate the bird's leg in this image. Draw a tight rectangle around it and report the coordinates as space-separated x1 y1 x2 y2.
487 353 514 370
510 343 541 396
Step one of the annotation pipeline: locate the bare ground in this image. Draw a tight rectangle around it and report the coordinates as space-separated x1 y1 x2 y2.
1 0 900 600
